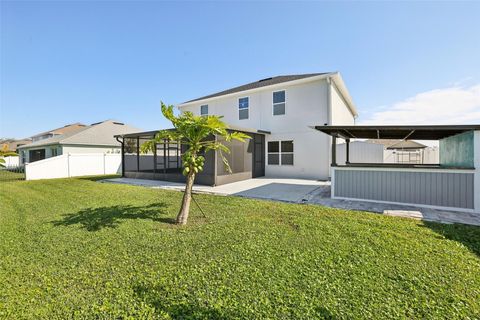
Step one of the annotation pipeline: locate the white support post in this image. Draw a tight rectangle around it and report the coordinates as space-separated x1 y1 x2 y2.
474 130 480 213
67 153 70 178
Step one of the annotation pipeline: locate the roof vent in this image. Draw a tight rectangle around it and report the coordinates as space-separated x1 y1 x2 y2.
258 77 273 82
113 122 124 125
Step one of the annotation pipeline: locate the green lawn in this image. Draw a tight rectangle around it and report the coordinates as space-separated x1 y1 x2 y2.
1 178 479 319
0 169 24 181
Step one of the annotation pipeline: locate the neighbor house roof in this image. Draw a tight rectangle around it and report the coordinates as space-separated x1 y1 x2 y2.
18 120 141 149
177 72 358 117
314 125 480 140
1 138 33 151
366 139 427 150
30 122 87 139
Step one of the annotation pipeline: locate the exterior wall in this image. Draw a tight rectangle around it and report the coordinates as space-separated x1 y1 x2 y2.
333 167 475 210
180 79 355 180
336 141 384 165
330 83 355 125
440 131 474 167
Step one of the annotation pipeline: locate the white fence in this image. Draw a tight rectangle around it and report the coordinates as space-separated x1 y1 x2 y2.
336 141 384 165
25 153 121 180
0 156 20 168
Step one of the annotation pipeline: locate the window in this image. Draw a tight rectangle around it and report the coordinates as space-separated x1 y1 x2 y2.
280 141 294 165
268 140 293 165
273 90 286 115
200 104 208 116
239 97 249 120
51 147 58 157
268 141 279 165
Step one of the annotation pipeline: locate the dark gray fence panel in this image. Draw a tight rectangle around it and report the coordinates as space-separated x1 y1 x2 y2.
334 169 475 209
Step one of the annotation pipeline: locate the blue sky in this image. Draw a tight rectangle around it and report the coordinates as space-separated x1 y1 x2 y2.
1 1 479 138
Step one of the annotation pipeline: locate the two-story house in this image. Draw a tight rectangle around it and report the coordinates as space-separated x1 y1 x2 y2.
18 120 141 164
177 72 357 180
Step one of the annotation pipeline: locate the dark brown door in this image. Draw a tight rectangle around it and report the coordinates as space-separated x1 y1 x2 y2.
252 134 265 178
29 149 46 162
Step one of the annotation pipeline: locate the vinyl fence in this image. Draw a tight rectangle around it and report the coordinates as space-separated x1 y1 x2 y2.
336 141 384 165
25 153 121 180
0 155 20 168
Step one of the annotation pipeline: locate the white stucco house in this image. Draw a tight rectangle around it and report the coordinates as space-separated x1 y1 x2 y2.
18 120 141 164
177 72 357 180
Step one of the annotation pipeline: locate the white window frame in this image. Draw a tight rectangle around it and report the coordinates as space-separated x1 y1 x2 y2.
238 96 249 120
267 140 294 166
272 90 286 116
200 104 208 116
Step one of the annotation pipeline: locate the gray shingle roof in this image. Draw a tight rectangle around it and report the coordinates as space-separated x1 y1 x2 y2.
18 120 141 149
182 73 330 104
30 122 87 138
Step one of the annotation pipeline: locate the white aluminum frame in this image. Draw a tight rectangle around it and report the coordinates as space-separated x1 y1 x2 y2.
272 89 286 116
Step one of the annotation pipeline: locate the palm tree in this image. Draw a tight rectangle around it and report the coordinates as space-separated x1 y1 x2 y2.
141 102 250 225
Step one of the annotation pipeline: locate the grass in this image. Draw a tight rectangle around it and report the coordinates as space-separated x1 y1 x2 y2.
0 169 24 181
0 177 479 319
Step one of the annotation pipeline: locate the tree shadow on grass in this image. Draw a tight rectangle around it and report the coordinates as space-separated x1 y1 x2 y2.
133 284 239 320
52 202 175 231
76 174 121 182
133 284 336 319
422 221 480 257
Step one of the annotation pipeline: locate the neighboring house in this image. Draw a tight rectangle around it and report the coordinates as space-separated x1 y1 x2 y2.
30 123 87 142
0 138 32 152
367 139 439 164
177 72 357 180
18 120 141 164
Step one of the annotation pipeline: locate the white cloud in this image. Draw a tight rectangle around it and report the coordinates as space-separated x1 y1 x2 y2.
359 84 480 125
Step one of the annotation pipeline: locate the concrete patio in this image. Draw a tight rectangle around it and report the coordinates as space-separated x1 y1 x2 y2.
102 177 480 226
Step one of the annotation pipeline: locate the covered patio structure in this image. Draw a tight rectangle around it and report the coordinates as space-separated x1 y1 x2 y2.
315 125 480 213
114 127 267 186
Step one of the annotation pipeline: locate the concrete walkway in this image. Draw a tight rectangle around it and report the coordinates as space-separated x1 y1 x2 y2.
102 177 480 226
102 177 326 203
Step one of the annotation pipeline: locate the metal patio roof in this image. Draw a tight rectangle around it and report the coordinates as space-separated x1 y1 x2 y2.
314 125 480 140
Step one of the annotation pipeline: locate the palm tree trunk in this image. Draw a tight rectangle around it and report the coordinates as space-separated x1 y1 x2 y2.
176 171 196 225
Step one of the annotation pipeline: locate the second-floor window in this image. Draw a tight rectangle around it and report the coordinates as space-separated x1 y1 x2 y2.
200 105 208 116
239 97 249 120
273 90 286 115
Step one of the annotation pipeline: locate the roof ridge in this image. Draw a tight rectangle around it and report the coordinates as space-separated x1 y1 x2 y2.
180 73 331 104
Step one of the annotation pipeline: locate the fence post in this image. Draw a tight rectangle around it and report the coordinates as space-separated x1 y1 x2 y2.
67 153 70 177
